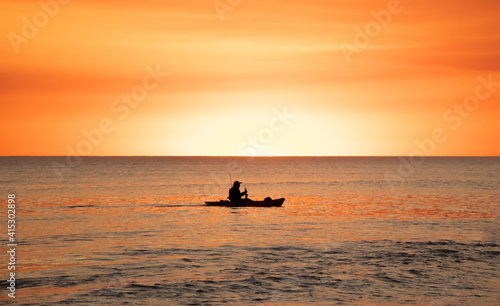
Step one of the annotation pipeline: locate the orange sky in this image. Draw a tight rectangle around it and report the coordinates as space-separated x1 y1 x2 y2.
1 0 499 156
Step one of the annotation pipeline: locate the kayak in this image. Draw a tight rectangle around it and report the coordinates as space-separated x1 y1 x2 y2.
205 198 285 207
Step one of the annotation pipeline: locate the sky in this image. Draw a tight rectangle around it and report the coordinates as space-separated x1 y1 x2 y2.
1 0 499 156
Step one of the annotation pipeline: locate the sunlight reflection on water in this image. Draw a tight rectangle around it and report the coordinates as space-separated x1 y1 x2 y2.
1 157 498 304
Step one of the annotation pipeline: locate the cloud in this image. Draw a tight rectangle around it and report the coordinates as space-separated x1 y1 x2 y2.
1 0 500 155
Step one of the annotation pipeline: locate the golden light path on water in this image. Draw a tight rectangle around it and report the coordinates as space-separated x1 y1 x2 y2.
1 157 498 304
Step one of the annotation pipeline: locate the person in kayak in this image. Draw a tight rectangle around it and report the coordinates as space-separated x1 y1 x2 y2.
228 181 248 202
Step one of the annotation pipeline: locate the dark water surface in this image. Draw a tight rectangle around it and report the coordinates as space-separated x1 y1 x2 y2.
0 157 499 305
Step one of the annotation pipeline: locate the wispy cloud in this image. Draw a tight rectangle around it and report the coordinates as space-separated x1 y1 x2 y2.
1 0 499 156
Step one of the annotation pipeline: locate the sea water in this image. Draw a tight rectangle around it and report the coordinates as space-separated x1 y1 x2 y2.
0 157 499 305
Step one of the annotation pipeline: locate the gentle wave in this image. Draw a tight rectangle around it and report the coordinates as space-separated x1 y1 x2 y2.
15 240 500 305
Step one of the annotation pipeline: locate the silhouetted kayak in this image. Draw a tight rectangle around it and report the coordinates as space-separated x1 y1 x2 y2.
205 198 285 207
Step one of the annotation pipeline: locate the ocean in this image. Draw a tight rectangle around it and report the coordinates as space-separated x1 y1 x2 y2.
1 156 499 305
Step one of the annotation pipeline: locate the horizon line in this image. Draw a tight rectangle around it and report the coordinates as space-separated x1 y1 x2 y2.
1 155 499 158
